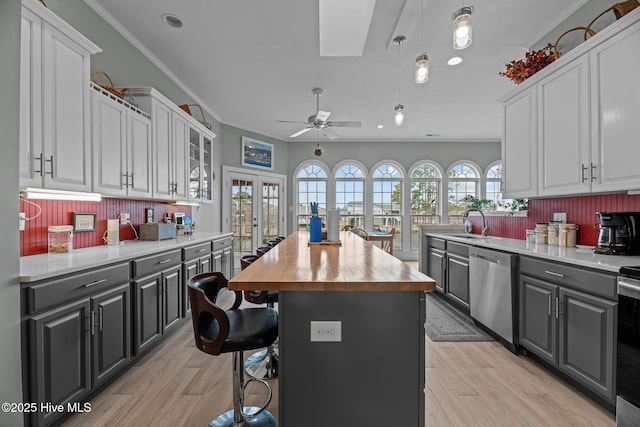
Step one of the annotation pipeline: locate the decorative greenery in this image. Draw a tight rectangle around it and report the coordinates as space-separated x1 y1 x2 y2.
498 44 557 84
461 195 493 211
501 198 529 220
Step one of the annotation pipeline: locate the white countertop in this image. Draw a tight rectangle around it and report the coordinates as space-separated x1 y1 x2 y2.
426 232 640 274
20 232 232 283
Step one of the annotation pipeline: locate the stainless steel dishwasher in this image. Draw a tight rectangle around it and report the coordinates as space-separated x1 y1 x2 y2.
469 247 518 352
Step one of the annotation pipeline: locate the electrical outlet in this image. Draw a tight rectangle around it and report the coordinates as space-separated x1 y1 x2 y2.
310 321 342 342
120 213 130 224
19 212 26 231
553 212 567 223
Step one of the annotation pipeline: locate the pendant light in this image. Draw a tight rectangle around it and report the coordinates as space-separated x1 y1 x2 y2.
415 0 429 84
452 5 474 50
393 35 406 127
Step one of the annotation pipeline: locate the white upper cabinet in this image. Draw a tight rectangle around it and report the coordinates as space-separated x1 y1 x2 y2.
500 9 640 198
537 56 590 197
19 0 101 191
590 20 640 193
501 87 537 199
91 85 152 198
128 88 216 203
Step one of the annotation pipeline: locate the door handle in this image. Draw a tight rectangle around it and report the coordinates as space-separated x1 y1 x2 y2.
590 163 597 182
555 297 560 319
548 294 552 316
581 164 588 183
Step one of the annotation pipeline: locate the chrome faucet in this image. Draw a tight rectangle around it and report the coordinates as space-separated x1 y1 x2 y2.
463 208 489 236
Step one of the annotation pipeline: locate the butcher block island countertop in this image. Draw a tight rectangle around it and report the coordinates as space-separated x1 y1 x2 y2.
229 230 434 427
229 230 435 292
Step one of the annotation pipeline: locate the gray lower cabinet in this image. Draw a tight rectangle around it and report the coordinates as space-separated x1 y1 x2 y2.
30 299 91 427
445 242 470 309
183 241 213 316
133 263 183 354
424 237 469 310
91 284 131 387
25 263 130 427
213 235 234 279
425 237 446 293
519 256 617 404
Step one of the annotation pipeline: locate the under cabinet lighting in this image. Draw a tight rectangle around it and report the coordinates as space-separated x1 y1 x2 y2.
171 200 200 207
21 188 102 202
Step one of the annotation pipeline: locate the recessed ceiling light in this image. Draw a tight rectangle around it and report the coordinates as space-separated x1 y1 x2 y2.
377 124 384 129
162 14 183 28
448 56 463 66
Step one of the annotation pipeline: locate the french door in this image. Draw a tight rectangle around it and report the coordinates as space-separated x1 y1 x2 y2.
222 166 286 264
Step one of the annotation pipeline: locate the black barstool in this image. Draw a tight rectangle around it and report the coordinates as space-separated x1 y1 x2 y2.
240 254 279 380
256 246 271 257
241 254 260 270
188 272 278 427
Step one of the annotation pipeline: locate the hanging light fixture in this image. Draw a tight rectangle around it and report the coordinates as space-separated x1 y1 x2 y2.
452 5 474 50
415 0 429 84
393 35 406 126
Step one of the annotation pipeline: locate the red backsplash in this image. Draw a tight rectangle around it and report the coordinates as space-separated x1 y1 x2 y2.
20 198 191 256
465 193 640 246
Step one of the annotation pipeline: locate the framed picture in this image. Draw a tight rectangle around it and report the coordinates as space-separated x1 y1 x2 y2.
72 212 96 232
242 137 273 170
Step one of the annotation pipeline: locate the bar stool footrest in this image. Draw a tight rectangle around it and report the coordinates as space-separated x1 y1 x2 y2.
209 408 277 427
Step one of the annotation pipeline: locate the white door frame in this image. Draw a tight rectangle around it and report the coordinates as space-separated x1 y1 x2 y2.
222 165 287 251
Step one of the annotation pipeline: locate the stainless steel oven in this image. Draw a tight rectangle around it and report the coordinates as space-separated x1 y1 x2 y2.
617 267 640 426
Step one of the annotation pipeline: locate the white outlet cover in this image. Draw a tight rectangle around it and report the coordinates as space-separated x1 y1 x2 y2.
553 212 567 223
310 320 342 342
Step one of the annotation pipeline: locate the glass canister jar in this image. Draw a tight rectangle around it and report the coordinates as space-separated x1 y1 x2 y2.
535 223 548 244
559 224 578 247
48 225 74 253
548 222 560 246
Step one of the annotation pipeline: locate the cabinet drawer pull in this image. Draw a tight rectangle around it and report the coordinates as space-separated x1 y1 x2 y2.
157 259 172 264
544 270 565 278
84 279 107 288
197 248 208 253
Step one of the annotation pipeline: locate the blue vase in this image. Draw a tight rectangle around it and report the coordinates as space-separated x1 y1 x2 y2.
309 216 322 242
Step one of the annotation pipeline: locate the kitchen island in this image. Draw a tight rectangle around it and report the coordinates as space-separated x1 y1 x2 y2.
229 231 435 427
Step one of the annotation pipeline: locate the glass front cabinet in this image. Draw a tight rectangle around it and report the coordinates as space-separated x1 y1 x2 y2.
188 124 215 204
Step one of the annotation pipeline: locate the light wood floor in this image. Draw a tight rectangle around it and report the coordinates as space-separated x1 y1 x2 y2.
62 263 616 427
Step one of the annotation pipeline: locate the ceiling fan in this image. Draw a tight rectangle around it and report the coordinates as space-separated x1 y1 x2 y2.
277 88 361 140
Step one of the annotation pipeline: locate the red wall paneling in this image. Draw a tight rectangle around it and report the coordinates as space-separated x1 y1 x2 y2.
463 193 640 246
20 198 192 257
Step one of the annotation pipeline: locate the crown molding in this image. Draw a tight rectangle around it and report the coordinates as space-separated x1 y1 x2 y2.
82 0 221 123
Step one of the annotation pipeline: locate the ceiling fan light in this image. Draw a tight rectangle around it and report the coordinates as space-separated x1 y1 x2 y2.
452 6 473 50
394 104 404 127
415 53 429 84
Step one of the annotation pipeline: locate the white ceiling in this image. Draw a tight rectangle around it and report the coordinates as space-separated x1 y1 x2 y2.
87 0 588 143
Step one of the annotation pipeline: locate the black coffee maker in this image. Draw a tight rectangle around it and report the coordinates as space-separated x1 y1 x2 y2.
595 212 640 255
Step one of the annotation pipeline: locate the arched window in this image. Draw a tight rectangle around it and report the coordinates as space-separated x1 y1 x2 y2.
334 162 366 229
409 162 442 251
372 162 403 250
296 162 328 230
485 162 510 211
447 162 480 223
